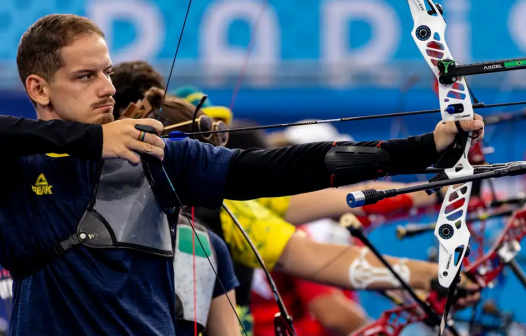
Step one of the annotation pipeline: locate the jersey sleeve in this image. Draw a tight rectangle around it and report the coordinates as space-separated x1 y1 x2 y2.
0 116 103 158
209 231 240 299
163 138 234 208
220 199 296 271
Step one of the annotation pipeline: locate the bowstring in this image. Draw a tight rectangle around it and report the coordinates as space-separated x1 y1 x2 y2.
158 0 269 333
157 0 194 122
177 202 249 336
228 0 268 111
217 1 296 333
156 0 248 334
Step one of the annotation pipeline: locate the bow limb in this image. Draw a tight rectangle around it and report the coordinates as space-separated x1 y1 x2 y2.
221 203 296 335
408 0 474 289
351 303 425 336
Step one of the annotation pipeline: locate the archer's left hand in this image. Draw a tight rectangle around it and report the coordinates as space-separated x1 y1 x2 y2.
433 114 485 153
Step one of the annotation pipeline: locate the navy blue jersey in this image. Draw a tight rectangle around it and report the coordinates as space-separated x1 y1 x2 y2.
0 139 233 336
176 230 239 336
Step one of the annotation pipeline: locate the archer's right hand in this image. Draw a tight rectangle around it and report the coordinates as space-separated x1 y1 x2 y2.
101 118 165 165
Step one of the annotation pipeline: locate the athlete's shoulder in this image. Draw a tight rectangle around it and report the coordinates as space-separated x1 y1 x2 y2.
208 230 228 255
220 199 296 270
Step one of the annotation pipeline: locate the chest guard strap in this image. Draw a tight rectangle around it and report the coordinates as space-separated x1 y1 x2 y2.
9 160 175 281
9 232 90 280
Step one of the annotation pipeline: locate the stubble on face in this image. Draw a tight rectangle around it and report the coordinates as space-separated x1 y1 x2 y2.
95 113 114 125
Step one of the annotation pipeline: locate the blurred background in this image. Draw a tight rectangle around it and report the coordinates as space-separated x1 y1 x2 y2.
1 0 526 334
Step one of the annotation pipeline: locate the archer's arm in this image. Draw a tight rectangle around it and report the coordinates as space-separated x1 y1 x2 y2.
0 116 165 164
224 118 484 200
224 132 440 200
163 120 483 207
218 199 434 291
276 232 438 291
0 116 102 157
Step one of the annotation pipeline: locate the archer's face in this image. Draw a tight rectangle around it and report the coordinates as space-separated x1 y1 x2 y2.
48 33 116 124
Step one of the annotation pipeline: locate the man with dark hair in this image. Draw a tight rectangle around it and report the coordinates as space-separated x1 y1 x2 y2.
4 13 483 336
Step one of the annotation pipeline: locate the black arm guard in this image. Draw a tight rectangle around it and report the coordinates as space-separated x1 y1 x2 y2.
325 145 390 177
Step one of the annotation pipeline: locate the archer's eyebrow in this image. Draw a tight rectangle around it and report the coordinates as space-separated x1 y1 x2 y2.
72 64 114 75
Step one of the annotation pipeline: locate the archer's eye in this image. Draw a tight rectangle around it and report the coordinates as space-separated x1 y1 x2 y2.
78 74 93 81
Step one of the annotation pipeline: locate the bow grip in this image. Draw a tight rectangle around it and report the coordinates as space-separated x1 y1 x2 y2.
135 124 158 134
435 131 468 169
425 131 468 195
135 124 178 215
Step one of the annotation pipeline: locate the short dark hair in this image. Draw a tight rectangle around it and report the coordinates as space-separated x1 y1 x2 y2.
17 14 105 93
111 61 166 118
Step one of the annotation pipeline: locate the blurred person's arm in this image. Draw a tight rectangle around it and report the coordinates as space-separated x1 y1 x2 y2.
205 290 242 336
276 232 436 290
305 291 369 335
284 181 440 225
293 274 369 335
205 231 242 336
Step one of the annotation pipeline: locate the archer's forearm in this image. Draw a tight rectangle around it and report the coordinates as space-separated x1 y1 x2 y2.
285 185 418 225
223 133 441 200
278 234 437 291
0 116 102 158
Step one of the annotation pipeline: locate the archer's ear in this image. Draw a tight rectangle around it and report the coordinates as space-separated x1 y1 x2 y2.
25 74 51 106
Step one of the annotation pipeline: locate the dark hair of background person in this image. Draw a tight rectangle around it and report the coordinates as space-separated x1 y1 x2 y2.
111 61 165 119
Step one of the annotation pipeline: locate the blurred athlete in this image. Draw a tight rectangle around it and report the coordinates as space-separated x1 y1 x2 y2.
251 225 368 336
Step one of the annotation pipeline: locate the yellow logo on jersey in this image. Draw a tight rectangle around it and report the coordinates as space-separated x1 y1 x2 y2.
32 173 53 195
